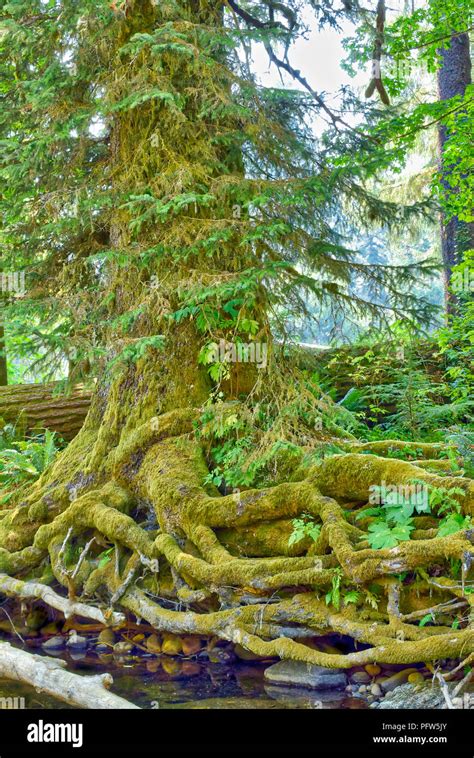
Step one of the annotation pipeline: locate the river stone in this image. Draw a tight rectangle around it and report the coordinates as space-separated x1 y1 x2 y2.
66 631 87 650
264 661 347 690
374 683 445 710
42 635 65 651
350 671 371 684
380 668 418 693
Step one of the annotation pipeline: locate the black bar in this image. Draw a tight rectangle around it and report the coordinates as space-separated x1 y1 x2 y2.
0 707 471 756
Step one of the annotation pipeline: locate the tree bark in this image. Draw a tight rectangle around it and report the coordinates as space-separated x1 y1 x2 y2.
0 382 92 440
0 321 7 386
437 32 474 312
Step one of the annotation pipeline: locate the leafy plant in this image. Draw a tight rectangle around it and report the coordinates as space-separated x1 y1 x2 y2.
289 514 321 546
367 520 414 549
325 570 342 611
0 426 61 488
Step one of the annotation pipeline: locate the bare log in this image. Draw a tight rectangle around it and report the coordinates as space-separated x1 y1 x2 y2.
0 642 139 709
0 382 92 440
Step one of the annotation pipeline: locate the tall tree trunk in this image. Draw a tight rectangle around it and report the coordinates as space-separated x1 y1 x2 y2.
0 320 7 386
437 32 474 313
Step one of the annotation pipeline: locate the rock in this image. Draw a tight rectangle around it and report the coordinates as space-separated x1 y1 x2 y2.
69 651 86 661
370 683 382 698
365 664 381 677
234 644 266 661
113 641 133 655
161 633 182 656
376 682 445 710
132 633 145 643
358 685 367 693
146 634 162 654
380 668 420 693
181 661 201 677
350 671 371 684
26 609 48 631
66 631 87 650
207 647 236 664
146 659 161 673
181 636 202 656
40 622 60 636
97 628 115 649
162 658 182 676
42 635 65 651
408 672 425 684
264 661 347 690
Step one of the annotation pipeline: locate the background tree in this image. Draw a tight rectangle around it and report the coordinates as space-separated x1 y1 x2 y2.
437 31 474 311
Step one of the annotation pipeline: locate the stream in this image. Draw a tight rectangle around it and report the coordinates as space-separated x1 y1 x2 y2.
0 648 365 710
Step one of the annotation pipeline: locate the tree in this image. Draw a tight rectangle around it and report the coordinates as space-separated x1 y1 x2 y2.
0 0 472 680
437 31 474 311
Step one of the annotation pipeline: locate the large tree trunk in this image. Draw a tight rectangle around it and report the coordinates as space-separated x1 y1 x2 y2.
0 321 7 386
437 33 474 312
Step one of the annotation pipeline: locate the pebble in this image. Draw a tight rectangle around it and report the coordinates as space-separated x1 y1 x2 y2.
162 658 182 676
96 628 115 649
162 633 182 656
40 622 60 636
370 683 382 698
66 631 87 650
408 672 425 684
234 643 264 661
351 671 371 684
113 641 133 655
42 635 65 651
380 668 419 693
182 636 202 656
365 664 381 677
146 634 162 654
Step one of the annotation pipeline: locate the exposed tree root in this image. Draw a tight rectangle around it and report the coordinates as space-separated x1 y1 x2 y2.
0 399 472 674
0 575 124 626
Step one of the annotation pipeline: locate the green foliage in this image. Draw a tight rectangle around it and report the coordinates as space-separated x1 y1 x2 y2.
367 520 414 549
289 514 321 546
437 253 474 403
360 482 471 549
0 424 60 489
325 569 342 611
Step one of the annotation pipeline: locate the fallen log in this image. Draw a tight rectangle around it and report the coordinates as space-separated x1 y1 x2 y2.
0 642 139 709
0 382 92 440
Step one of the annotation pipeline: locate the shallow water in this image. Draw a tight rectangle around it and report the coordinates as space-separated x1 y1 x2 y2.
0 648 364 710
